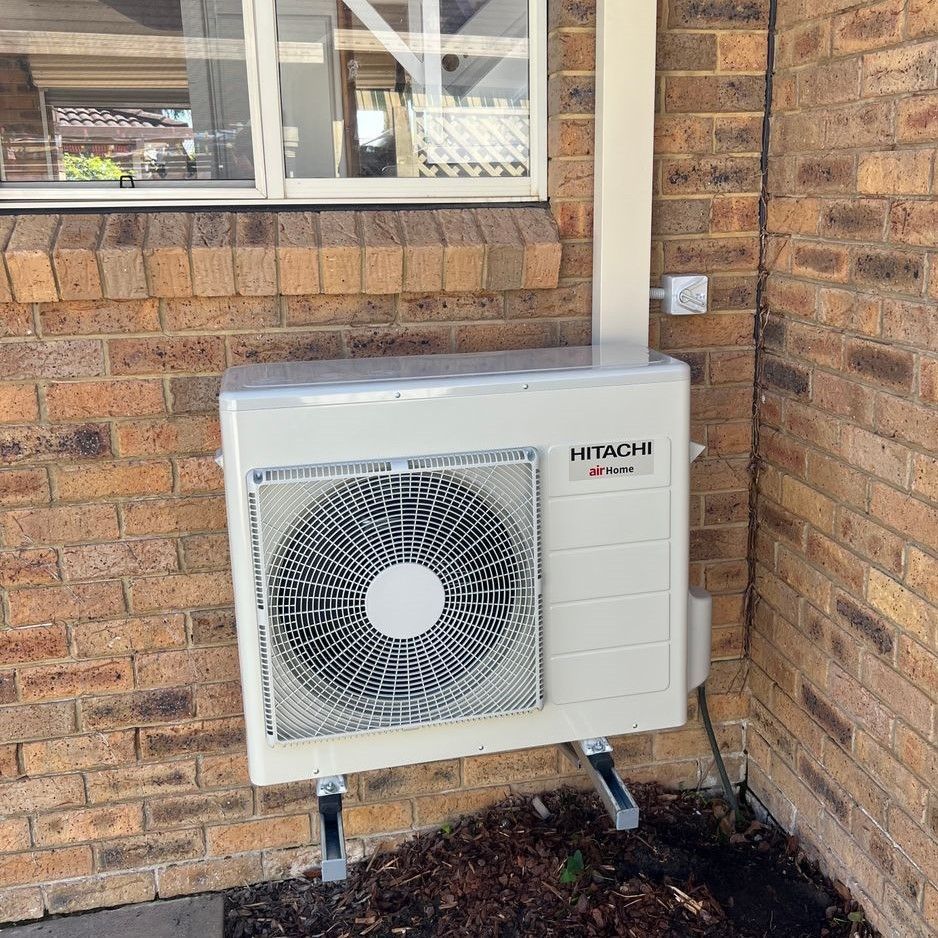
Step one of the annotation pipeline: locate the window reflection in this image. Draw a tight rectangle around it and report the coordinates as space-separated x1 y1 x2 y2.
276 0 530 181
0 0 255 184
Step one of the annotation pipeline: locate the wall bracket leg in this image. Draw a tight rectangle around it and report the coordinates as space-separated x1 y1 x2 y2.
317 775 348 882
559 738 640 831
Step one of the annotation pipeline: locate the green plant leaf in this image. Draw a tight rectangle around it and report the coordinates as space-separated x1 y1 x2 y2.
559 849 585 884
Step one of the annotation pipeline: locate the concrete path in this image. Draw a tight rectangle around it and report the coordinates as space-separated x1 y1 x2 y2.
0 896 224 938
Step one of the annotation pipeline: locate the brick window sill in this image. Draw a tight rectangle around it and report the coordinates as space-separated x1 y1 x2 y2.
0 208 561 305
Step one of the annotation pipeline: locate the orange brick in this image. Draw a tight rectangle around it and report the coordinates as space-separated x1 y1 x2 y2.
858 150 933 195
225 330 343 366
139 717 244 759
1 504 119 547
97 829 203 872
0 624 67 663
190 213 235 296
52 215 103 302
53 460 173 502
516 210 562 289
207 815 311 856
0 548 59 588
146 789 252 830
98 215 147 300
122 496 227 535
862 42 938 97
284 293 394 327
109 336 225 375
717 31 767 70
128 571 232 613
144 213 192 299
318 212 361 294
45 379 165 421
0 887 44 924
436 210 485 292
897 91 938 143
45 872 155 915
361 761 460 803
866 568 934 644
18 657 133 702
116 415 220 457
0 818 29 854
654 115 712 154
827 666 892 744
195 681 242 719
8 580 125 627
0 339 103 381
870 482 938 550
163 295 278 331
80 687 194 732
833 0 904 53
234 213 277 297
462 746 559 786
74 615 185 660
136 646 240 689
199 753 250 789
157 855 261 899
780 476 836 532
0 847 92 888
0 774 84 815
4 215 59 303
62 539 178 581
863 657 933 733
276 212 320 296
344 801 412 837
361 212 404 295
0 384 38 424
85 761 197 803
22 730 135 775
34 805 143 847
39 299 159 336
889 200 938 248
414 786 511 827
888 805 938 878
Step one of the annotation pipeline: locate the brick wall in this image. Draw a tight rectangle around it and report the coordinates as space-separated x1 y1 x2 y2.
750 0 937 935
0 0 766 921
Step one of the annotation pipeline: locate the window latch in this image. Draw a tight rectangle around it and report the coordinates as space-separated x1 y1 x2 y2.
119 174 135 189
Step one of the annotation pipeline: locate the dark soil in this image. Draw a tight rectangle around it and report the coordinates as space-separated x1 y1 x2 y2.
224 785 877 938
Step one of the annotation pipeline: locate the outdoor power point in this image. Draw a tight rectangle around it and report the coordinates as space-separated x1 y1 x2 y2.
657 275 709 316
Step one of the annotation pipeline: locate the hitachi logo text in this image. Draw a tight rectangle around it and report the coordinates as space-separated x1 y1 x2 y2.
570 441 654 461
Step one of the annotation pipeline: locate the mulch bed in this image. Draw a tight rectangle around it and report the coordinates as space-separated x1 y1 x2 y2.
224 785 877 938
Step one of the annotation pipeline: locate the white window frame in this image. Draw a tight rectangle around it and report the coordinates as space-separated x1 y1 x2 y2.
0 0 547 208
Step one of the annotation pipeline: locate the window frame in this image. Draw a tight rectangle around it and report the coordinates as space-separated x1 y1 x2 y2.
0 0 547 208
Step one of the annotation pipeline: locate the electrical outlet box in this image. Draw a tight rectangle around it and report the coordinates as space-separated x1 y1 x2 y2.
661 275 708 316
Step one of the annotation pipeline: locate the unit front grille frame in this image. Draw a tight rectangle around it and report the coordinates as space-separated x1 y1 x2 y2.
247 448 542 745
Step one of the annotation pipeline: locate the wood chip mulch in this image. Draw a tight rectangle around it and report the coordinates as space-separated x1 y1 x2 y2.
224 785 878 938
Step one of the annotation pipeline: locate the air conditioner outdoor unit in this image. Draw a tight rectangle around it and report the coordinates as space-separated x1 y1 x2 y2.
220 344 710 876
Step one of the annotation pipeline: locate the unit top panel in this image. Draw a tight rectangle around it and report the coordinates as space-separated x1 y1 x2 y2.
221 345 688 410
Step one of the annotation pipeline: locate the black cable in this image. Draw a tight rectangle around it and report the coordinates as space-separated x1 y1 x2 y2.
698 683 740 818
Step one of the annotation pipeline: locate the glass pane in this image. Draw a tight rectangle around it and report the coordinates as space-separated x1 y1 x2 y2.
0 0 255 185
276 0 530 181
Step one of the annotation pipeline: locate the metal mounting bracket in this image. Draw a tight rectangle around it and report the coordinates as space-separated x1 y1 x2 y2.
316 775 348 882
559 737 640 831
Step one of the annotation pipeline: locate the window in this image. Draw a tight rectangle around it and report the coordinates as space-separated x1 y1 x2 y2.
0 0 545 205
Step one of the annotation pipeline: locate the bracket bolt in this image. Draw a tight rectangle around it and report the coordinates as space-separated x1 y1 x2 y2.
322 781 338 794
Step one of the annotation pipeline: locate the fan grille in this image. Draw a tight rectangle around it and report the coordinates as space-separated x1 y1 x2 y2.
249 449 541 743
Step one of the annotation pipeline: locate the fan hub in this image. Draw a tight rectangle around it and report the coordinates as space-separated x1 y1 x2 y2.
365 563 446 640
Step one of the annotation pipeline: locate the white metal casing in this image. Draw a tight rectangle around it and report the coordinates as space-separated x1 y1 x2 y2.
220 344 691 785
